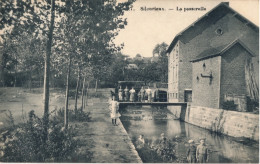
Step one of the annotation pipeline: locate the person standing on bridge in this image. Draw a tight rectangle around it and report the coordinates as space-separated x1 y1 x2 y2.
146 86 152 102
110 96 121 126
124 86 129 101
138 90 141 102
196 138 209 163
140 86 145 102
129 87 136 102
118 86 123 101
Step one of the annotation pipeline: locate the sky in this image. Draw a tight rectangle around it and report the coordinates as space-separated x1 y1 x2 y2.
114 0 259 58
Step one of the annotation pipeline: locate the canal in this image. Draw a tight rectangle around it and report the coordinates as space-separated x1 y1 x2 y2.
120 105 259 163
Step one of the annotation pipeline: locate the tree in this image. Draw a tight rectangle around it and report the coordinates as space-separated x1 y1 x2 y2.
53 0 134 128
0 0 45 87
153 42 168 58
0 0 58 140
153 42 168 82
43 0 55 138
3 29 45 89
0 0 135 130
136 54 141 58
85 0 133 91
105 53 129 84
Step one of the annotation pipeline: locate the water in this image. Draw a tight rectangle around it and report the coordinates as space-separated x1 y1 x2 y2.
120 105 259 163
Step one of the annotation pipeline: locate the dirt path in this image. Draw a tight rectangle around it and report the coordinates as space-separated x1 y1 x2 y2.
72 97 142 163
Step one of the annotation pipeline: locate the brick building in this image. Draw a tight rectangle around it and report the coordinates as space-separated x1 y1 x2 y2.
167 2 259 105
191 39 258 111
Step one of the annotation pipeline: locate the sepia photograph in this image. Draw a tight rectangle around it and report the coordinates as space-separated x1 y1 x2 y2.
0 0 259 163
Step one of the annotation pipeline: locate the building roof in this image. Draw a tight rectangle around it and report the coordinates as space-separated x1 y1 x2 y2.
166 2 259 53
190 39 255 62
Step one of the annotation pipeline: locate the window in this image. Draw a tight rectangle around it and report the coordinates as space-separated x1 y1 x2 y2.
215 28 223 35
175 64 178 80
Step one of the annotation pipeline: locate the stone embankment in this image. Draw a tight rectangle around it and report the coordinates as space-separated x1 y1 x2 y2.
168 104 259 141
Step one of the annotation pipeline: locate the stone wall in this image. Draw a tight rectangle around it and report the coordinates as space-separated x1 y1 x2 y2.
167 105 259 141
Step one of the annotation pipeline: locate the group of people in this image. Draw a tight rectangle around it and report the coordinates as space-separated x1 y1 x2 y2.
118 86 159 102
186 138 209 163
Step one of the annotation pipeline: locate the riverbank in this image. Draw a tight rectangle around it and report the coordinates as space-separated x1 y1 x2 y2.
74 97 142 163
120 105 259 163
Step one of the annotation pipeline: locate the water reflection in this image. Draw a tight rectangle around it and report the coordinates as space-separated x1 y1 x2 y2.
120 106 259 163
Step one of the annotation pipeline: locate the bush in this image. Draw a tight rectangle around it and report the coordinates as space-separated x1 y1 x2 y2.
134 137 177 163
154 139 176 162
222 100 237 111
0 110 79 162
246 97 258 112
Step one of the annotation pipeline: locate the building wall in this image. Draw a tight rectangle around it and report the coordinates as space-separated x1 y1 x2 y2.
168 12 259 102
192 56 221 108
168 105 259 141
168 41 180 102
178 40 193 102
220 44 251 108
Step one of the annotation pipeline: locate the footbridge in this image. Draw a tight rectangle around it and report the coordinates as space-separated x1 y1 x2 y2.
118 102 187 108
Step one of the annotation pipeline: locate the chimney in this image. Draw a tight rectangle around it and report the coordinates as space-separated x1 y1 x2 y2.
222 2 229 6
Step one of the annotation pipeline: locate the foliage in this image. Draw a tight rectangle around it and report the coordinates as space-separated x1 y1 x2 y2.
110 42 169 84
1 0 135 88
102 53 129 84
0 110 79 162
222 100 237 111
134 137 177 163
152 42 168 82
246 96 259 112
153 138 176 162
1 0 134 133
153 42 168 58
1 30 45 87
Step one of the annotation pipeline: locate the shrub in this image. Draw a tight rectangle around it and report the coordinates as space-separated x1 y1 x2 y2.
134 137 177 163
222 100 237 111
154 139 176 162
246 96 258 112
0 110 79 162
